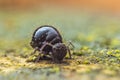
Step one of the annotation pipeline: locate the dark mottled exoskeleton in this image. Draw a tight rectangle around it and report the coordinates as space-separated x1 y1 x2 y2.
30 25 74 63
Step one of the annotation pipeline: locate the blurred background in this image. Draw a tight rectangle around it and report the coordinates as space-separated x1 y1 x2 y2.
0 0 120 13
0 1 120 80
0 0 120 49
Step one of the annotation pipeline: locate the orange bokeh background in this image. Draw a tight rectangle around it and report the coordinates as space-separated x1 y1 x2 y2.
0 0 120 15
0 0 120 14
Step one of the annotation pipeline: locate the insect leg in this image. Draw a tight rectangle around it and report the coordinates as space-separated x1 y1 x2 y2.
30 47 38 55
39 36 60 52
35 53 41 62
39 42 53 51
67 41 75 50
66 46 72 59
50 36 61 44
67 41 75 59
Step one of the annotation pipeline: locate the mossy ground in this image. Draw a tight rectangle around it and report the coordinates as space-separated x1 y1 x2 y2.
0 10 120 80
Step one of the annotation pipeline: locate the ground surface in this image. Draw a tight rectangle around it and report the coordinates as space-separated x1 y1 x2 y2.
0 10 120 80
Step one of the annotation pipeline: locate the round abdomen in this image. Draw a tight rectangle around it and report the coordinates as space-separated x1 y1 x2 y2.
52 43 67 61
